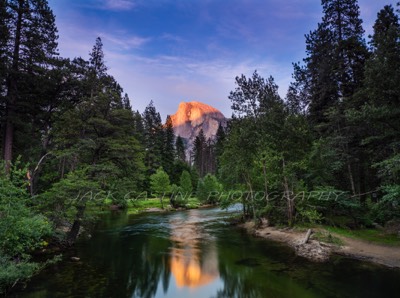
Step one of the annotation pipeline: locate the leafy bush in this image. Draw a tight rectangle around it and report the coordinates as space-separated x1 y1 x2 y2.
297 206 323 224
38 168 101 228
169 184 185 208
150 167 171 197
371 185 400 224
197 174 223 204
179 170 192 197
0 256 39 294
0 161 54 294
0 176 52 258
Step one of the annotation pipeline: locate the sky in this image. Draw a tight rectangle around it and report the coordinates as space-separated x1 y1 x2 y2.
47 0 397 120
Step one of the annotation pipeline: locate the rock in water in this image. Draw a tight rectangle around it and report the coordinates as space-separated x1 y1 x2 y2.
170 101 227 158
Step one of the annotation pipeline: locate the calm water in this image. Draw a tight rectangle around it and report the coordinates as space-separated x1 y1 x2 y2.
15 206 400 298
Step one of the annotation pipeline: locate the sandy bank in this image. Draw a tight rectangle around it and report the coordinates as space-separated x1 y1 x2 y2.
240 222 400 268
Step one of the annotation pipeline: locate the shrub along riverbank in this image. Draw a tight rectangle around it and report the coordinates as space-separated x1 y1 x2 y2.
0 167 203 295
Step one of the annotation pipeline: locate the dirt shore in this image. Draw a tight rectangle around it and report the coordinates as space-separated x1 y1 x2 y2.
240 222 400 268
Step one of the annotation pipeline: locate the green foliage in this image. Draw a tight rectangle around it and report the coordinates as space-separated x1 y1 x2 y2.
312 231 343 246
371 185 400 224
179 170 192 197
175 136 186 162
169 184 188 208
197 174 223 204
38 168 101 228
296 206 323 224
150 167 171 197
0 256 39 294
0 162 53 293
324 226 400 246
0 254 62 294
162 115 176 176
143 101 164 180
0 170 52 259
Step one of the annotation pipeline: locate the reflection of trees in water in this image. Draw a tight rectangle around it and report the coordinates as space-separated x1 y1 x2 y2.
213 263 260 298
76 217 172 298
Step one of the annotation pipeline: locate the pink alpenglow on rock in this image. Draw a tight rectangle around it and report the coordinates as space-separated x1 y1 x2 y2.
170 101 227 159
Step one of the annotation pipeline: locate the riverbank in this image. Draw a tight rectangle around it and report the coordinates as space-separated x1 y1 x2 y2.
240 221 400 268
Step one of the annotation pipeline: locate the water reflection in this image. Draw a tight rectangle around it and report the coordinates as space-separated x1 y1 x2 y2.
169 210 219 289
18 208 400 298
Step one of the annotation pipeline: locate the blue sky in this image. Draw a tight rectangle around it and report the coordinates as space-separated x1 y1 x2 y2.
47 0 397 119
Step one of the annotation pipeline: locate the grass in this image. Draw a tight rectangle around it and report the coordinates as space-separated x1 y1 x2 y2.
293 222 400 246
313 230 344 246
324 226 400 246
86 196 203 216
126 197 202 214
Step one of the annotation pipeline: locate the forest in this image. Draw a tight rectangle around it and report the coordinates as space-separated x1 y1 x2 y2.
1 0 400 294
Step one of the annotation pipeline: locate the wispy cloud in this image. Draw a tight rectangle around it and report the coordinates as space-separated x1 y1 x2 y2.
103 49 292 117
100 32 151 50
104 0 136 11
160 33 185 43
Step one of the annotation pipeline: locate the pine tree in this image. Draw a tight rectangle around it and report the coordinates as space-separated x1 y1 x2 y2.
51 38 145 189
1 0 59 173
122 93 132 110
364 5 400 107
215 124 226 173
296 0 368 124
132 110 145 142
355 4 400 188
288 0 370 196
175 136 186 162
0 1 8 98
142 101 163 176
192 129 206 177
162 115 175 177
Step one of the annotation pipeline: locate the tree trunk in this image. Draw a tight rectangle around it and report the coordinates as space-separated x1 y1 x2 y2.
67 204 86 244
347 163 356 196
261 159 269 205
160 195 164 209
302 229 313 244
3 0 23 174
245 174 256 222
282 158 295 226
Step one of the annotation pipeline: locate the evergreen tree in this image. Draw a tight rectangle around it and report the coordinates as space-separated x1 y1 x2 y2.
288 0 369 196
142 101 164 178
162 115 175 177
364 5 400 108
122 93 132 110
0 1 8 98
175 135 186 162
192 129 206 177
51 38 145 190
215 124 226 173
132 110 145 142
1 0 59 173
296 0 368 124
351 5 400 197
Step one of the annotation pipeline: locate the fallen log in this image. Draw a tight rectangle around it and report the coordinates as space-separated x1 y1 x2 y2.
302 229 313 244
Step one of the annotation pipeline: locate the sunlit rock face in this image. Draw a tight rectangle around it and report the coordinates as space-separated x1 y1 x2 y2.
170 101 227 157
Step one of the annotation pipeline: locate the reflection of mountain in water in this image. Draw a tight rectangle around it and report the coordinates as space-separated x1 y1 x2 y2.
169 210 219 288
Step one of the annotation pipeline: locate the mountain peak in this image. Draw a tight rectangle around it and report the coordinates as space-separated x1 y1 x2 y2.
171 101 227 156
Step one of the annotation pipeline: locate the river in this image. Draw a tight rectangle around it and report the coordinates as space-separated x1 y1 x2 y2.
18 206 400 297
